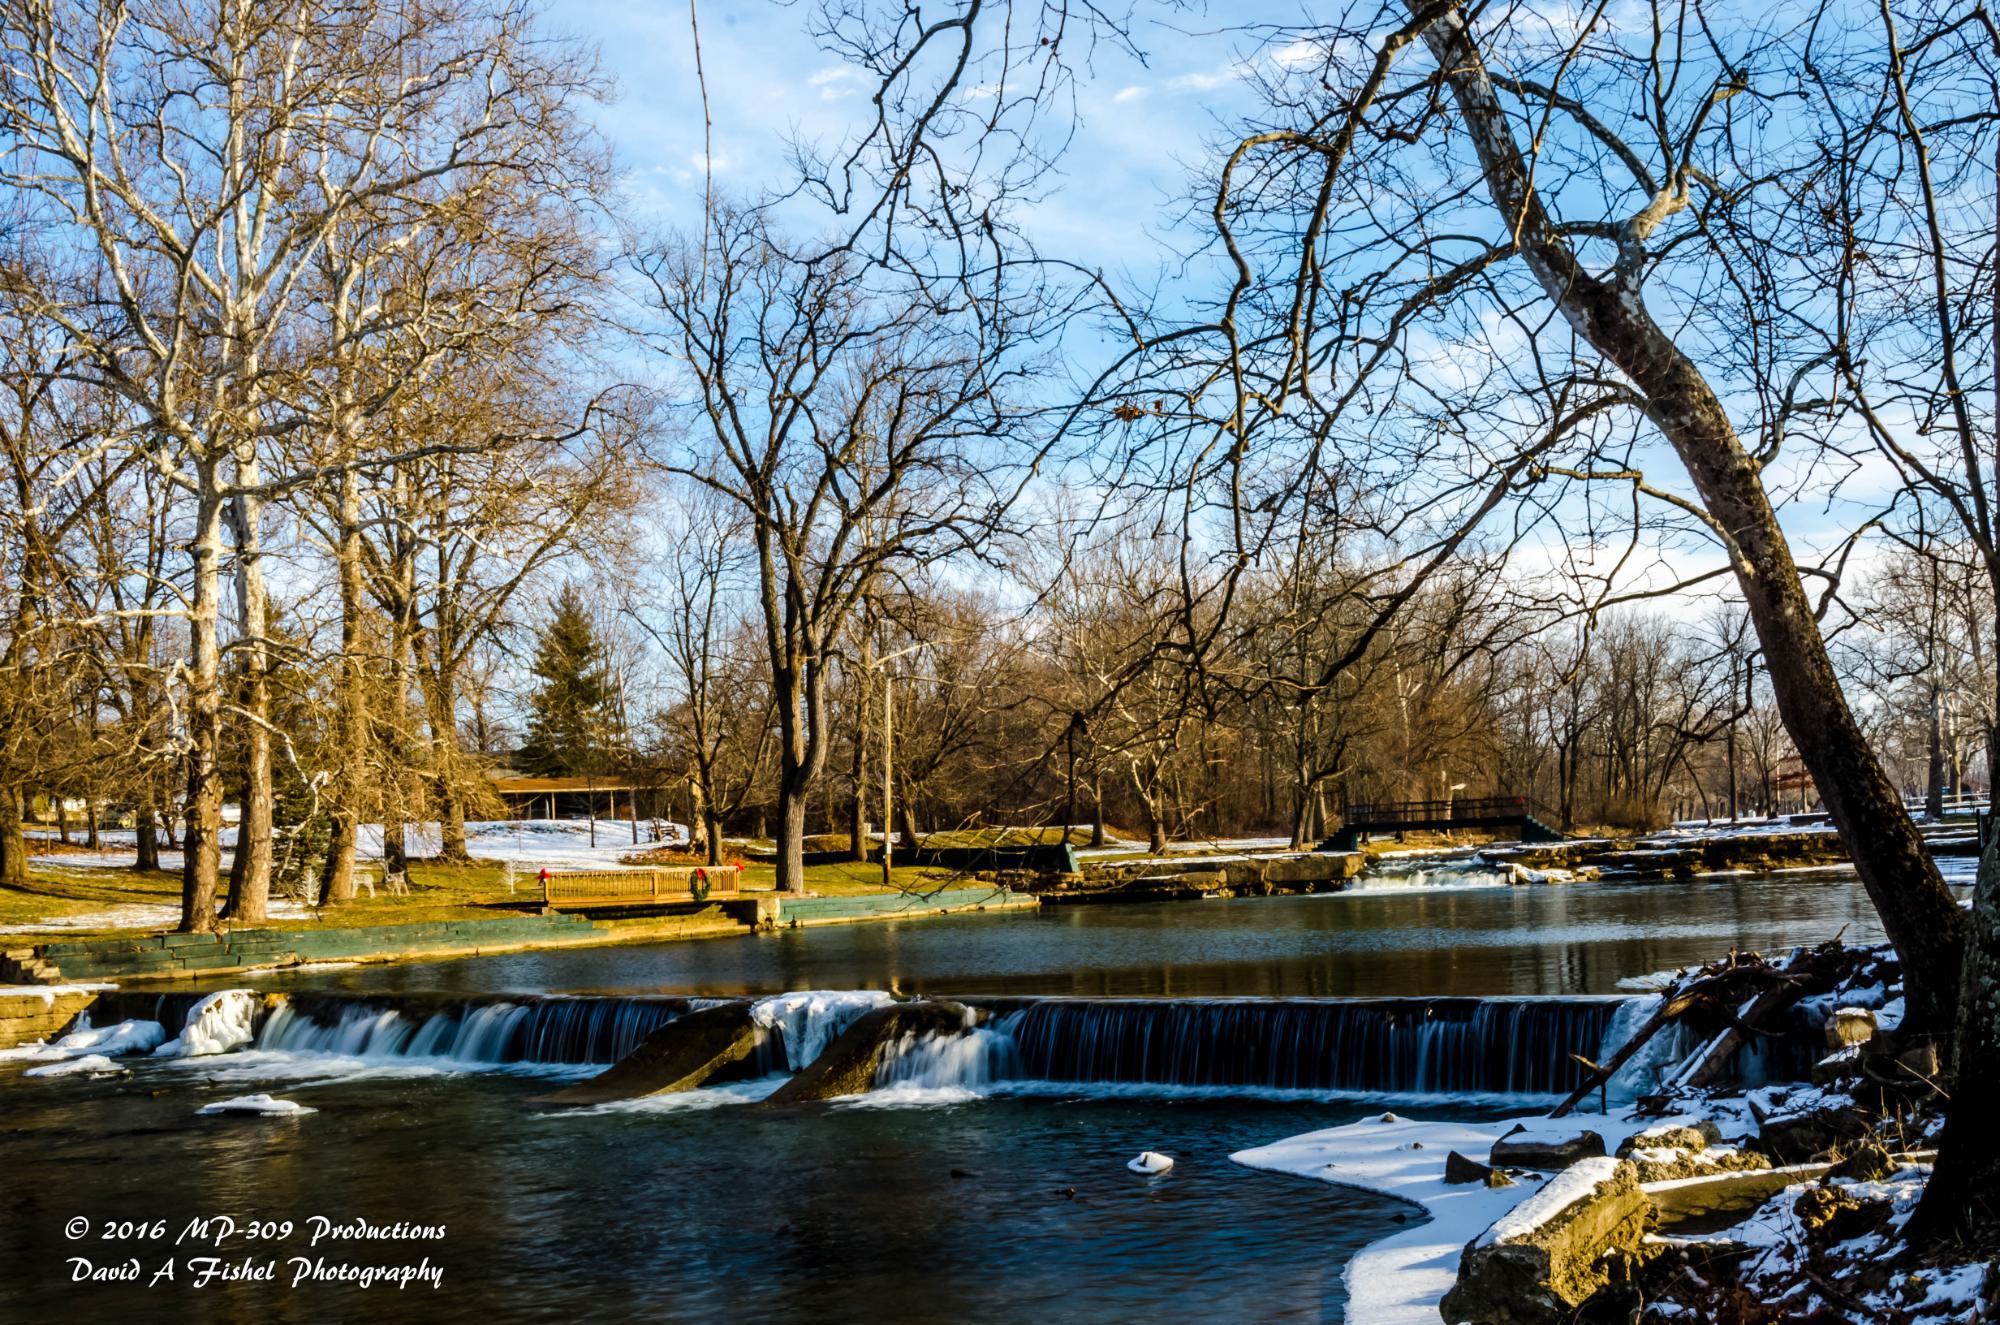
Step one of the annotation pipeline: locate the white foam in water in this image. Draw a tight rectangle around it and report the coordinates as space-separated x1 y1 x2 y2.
550 1076 788 1117
154 990 260 1058
750 990 893 1070
198 1093 315 1116
24 1053 125 1077
1346 861 1515 893
874 1026 1019 1091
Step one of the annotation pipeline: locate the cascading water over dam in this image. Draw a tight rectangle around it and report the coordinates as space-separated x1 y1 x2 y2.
939 997 1631 1096
42 988 1726 1099
256 994 699 1066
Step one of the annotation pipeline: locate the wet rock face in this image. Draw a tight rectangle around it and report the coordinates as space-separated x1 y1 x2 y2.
1489 1128 1607 1171
538 1000 763 1105
1441 1159 1653 1325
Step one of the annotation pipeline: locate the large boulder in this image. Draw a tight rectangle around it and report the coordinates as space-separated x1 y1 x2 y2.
761 1000 974 1104
537 1001 763 1105
1490 1127 1606 1171
1751 1088 1870 1164
1441 1158 1653 1325
1615 1120 1721 1157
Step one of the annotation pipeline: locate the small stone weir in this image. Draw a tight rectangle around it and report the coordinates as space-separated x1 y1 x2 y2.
45 988 1731 1102
256 993 705 1066
973 996 1628 1096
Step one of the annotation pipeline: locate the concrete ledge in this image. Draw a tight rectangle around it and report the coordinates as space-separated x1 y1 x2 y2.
776 887 1037 928
34 911 748 983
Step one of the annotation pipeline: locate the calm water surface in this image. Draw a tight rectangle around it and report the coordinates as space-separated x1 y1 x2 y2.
1 870 1895 1324
262 871 1888 999
0 1063 1459 1325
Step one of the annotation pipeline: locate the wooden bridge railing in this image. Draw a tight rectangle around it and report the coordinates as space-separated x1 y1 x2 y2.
542 865 743 909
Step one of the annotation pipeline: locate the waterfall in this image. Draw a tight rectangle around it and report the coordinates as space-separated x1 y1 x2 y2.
874 1027 1021 1090
749 990 893 1070
991 997 1625 1096
255 996 688 1066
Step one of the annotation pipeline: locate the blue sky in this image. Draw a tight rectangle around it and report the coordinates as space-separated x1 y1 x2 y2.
560 1 1261 272
555 1 1924 617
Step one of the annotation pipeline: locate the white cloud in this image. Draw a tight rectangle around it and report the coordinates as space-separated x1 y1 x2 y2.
807 65 857 101
1112 84 1148 103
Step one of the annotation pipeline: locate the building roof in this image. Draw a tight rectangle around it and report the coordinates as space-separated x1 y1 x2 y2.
487 773 668 794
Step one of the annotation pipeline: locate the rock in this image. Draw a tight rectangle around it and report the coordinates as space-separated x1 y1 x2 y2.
1824 1007 1877 1049
1128 1151 1173 1174
1794 1184 1892 1244
1441 1157 1653 1325
1615 1120 1721 1157
1830 1140 1895 1183
537 1001 763 1105
1755 1094 1870 1164
1445 1150 1498 1184
761 1000 974 1104
1621 1145 1770 1184
1490 1128 1607 1171
1486 1169 1519 1189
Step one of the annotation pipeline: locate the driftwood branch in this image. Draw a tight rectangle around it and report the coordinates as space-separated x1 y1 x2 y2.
1551 941 1854 1117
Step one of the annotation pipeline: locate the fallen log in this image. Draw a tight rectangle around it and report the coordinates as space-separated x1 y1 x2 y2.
1552 941 1854 1117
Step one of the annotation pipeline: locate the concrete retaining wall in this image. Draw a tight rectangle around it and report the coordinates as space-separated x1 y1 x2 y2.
777 887 1037 927
0 988 99 1048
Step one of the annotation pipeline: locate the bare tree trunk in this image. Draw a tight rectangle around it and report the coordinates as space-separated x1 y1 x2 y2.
321 472 365 904
776 778 809 893
226 479 272 923
0 782 24 887
180 483 225 933
415 633 470 862
1423 3 1967 1032
1927 684 1947 820
134 785 160 873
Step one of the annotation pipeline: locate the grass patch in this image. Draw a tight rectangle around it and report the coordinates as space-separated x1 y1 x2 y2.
1 854 943 945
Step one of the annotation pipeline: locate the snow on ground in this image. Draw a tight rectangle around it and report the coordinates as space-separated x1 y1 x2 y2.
5 903 184 931
31 818 689 876
1234 1110 1659 1325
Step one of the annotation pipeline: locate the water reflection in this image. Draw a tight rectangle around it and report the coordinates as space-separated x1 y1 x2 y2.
256 872 1888 1000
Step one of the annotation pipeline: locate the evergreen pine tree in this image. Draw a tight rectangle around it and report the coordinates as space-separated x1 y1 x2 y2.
519 586 620 777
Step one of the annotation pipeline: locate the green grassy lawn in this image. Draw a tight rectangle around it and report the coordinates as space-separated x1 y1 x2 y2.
0 854 946 946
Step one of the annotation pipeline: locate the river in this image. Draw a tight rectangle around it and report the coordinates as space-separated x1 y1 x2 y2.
0 869 1896 1323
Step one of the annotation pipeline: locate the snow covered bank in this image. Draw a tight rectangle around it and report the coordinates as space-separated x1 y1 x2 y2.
1234 1112 1659 1325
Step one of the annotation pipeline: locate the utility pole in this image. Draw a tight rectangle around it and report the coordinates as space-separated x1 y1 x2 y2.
881 664 894 890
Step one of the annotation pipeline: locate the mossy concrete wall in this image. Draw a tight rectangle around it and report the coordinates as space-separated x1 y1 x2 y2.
776 887 1036 927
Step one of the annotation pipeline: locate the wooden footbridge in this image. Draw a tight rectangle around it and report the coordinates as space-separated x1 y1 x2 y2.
540 865 746 912
1320 796 1567 852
